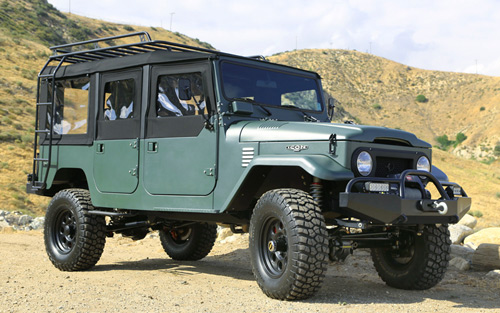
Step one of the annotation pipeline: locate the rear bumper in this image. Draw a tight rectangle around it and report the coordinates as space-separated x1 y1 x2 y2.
338 170 471 225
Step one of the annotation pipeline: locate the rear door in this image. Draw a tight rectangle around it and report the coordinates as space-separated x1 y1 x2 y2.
93 69 142 193
143 63 217 195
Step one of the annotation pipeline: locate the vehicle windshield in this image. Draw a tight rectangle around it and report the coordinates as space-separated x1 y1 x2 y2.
221 62 323 112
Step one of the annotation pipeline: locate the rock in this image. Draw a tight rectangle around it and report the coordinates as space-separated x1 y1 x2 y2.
4 212 21 226
217 227 234 241
450 244 475 262
485 270 500 279
449 224 474 244
471 243 500 270
0 219 11 230
464 241 478 250
18 215 33 226
29 217 45 230
464 227 500 246
457 214 477 229
449 257 470 271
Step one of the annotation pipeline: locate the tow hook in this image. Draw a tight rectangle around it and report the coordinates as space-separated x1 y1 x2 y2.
432 201 448 215
418 200 449 214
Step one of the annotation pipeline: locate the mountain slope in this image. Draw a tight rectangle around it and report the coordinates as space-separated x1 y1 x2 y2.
0 0 214 215
0 1 498 224
269 49 500 161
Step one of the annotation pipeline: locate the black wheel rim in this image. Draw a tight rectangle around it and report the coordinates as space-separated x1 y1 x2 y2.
260 216 288 278
385 231 415 266
53 207 77 254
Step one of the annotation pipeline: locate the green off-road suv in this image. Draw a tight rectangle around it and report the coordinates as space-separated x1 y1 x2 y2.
27 32 471 300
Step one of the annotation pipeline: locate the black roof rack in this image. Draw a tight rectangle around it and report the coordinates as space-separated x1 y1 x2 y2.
49 31 266 64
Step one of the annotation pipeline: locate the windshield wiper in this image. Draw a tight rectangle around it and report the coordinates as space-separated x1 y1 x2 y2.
280 105 318 122
231 98 272 116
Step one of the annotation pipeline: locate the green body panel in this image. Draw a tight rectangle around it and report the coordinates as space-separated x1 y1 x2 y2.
93 139 139 193
39 145 95 189
143 129 217 195
239 121 431 148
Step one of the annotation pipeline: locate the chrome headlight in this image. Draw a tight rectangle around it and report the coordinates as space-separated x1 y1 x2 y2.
357 151 373 176
416 156 431 172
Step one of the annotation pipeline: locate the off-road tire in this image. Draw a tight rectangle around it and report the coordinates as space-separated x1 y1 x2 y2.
159 223 217 261
44 189 106 271
249 189 328 300
371 224 451 290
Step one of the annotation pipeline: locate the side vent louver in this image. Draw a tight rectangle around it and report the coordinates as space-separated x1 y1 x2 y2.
241 147 255 167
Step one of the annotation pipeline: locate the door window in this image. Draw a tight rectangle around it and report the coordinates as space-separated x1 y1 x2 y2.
156 73 206 117
103 79 135 120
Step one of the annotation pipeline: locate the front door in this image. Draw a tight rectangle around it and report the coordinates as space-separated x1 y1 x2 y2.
143 64 217 195
93 69 142 193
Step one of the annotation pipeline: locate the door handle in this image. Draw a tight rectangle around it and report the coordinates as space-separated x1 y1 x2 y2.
96 143 104 153
147 142 158 152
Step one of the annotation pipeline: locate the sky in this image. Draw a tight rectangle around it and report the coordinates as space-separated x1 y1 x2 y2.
47 0 500 77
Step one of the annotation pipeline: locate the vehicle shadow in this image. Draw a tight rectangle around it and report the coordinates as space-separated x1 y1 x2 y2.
92 246 499 309
93 247 255 282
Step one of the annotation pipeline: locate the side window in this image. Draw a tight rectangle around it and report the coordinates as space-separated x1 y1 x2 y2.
48 77 90 135
156 73 206 117
103 78 135 120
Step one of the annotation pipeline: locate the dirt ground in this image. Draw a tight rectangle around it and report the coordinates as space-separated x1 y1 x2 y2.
1 230 499 313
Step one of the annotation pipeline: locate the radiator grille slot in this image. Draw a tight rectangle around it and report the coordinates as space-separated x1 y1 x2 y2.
375 157 412 177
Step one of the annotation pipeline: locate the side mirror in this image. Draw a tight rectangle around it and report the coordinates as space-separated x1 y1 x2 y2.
178 78 192 100
327 98 335 120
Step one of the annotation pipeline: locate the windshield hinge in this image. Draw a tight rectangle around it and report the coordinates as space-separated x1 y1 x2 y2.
329 134 337 155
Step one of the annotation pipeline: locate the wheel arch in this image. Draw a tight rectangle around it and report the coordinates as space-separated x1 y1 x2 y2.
221 155 354 216
44 168 89 196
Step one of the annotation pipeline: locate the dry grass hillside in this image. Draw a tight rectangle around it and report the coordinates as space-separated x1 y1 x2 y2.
0 0 498 227
270 50 500 162
271 49 500 227
0 0 214 215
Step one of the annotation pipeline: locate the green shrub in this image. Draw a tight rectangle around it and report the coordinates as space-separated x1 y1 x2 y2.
416 94 428 103
372 103 382 110
454 132 467 147
469 210 483 218
480 106 485 111
123 25 134 31
436 134 452 150
494 142 500 156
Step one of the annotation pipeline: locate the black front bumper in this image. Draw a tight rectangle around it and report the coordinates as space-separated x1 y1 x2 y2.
339 170 471 225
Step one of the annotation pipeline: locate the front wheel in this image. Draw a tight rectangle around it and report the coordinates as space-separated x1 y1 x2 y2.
371 224 451 290
249 189 328 300
44 189 106 271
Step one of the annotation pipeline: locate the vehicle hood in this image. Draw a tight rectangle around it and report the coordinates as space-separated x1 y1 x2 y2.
238 121 431 148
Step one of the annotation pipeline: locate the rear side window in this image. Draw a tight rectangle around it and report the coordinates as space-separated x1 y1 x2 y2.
103 78 135 120
48 77 90 135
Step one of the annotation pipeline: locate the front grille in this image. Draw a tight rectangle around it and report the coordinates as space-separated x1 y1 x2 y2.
375 157 412 177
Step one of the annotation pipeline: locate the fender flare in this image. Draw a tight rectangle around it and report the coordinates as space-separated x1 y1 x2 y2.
220 155 354 212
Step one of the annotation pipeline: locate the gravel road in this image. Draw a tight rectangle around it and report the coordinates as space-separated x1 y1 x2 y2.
1 231 499 312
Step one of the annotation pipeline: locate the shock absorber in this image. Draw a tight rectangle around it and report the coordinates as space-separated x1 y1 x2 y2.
310 177 323 207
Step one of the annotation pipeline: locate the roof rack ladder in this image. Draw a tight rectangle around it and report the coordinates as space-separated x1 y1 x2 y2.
29 56 66 190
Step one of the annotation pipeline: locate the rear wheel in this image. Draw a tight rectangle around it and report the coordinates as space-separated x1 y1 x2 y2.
371 224 451 290
249 189 328 300
159 223 217 261
44 189 106 271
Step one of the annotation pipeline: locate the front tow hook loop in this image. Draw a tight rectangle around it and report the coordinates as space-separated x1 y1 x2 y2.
433 202 448 215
